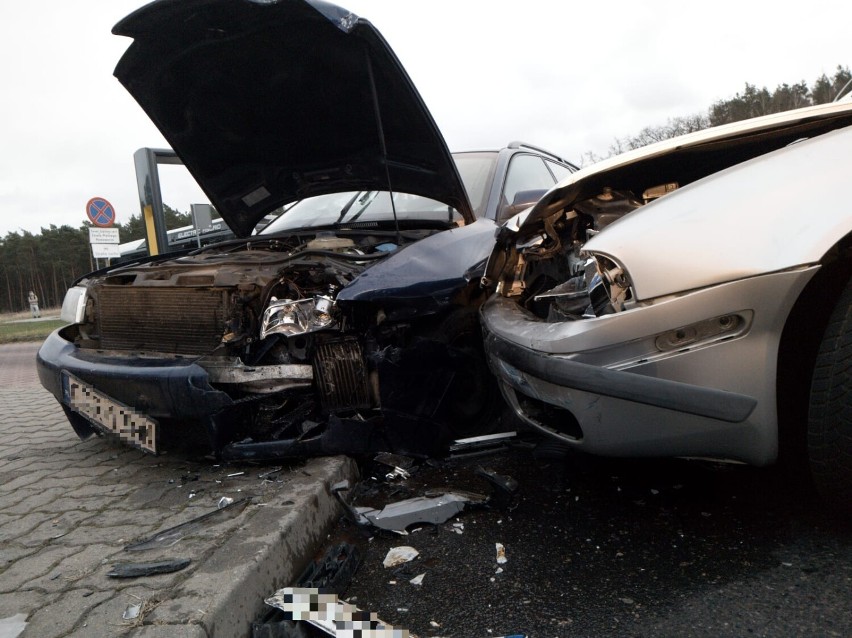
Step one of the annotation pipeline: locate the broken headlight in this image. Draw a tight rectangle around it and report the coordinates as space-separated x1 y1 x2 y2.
588 255 632 316
60 285 88 324
260 296 337 339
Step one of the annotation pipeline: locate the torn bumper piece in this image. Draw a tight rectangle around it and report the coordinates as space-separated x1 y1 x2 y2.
353 492 486 531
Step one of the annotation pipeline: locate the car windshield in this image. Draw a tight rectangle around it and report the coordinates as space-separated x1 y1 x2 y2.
259 152 500 234
259 190 463 234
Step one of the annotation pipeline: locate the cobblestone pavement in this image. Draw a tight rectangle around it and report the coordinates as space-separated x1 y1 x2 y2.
0 342 355 637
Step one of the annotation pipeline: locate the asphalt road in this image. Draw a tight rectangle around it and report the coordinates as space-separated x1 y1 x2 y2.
326 440 852 637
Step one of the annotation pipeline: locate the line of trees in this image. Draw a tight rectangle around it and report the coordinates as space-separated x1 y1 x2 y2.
585 65 851 162
2 65 848 314
0 206 190 313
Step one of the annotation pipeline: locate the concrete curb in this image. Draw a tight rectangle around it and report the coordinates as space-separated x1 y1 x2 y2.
147 456 359 637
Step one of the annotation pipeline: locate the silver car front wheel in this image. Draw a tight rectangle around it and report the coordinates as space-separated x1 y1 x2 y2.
807 275 852 518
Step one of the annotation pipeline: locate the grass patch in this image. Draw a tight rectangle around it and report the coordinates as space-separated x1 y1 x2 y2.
0 311 66 344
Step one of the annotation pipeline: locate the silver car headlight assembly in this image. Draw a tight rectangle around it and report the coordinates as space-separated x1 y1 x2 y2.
588 255 633 316
60 286 89 324
260 295 338 339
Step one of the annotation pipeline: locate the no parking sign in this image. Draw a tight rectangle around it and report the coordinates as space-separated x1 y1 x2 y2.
86 197 116 227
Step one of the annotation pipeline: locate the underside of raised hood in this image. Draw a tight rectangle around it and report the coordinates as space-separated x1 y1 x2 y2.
113 0 473 237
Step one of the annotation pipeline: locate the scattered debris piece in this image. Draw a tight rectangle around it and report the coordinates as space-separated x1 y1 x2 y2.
448 431 518 458
383 546 419 568
264 588 410 637
373 452 415 481
409 573 425 586
227 471 246 478
124 497 250 551
122 603 142 621
452 523 465 534
0 614 27 638
355 493 484 532
218 497 235 509
475 467 519 509
496 543 507 564
108 558 191 578
297 543 362 594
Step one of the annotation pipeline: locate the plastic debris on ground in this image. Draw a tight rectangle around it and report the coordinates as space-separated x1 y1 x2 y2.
354 492 485 532
383 546 419 568
447 431 518 459
0 614 28 638
332 462 518 534
218 496 235 509
264 587 410 637
122 603 142 620
496 543 507 564
124 497 250 551
107 557 191 578
409 573 425 586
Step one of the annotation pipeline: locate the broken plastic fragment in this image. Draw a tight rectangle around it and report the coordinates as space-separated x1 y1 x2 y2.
124 497 250 551
355 492 478 531
218 496 234 509
296 543 361 595
496 543 507 564
383 546 419 568
0 614 27 638
409 573 425 586
107 558 191 578
264 587 409 637
448 431 517 457
122 603 141 620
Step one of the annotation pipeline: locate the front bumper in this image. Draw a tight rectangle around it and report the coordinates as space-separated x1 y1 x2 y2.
37 328 234 449
481 267 818 465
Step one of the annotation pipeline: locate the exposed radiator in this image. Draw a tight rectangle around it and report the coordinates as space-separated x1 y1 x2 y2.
96 286 229 355
313 337 372 412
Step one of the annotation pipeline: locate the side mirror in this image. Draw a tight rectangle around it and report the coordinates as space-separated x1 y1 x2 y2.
499 189 548 221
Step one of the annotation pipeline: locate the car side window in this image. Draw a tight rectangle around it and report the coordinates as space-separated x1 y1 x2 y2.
500 154 556 221
545 160 573 183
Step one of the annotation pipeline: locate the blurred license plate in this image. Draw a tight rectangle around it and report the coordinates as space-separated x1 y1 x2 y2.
62 372 157 453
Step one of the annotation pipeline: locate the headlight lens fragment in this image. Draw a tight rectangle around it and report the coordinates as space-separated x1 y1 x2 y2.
260 296 337 339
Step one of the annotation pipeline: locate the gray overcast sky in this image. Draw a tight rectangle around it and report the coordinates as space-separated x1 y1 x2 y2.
0 0 848 237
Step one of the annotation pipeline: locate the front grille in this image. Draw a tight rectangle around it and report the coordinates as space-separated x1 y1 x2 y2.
96 287 229 355
314 337 372 412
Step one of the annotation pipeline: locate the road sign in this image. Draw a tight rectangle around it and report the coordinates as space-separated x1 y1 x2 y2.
89 227 120 244
92 244 122 259
86 197 116 227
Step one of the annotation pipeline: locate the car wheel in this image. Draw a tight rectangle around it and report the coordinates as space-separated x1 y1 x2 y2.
807 274 852 517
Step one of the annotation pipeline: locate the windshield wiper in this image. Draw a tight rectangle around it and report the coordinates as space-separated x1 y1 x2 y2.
336 191 378 224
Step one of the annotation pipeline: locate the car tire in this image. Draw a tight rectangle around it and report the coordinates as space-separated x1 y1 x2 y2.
807 274 852 518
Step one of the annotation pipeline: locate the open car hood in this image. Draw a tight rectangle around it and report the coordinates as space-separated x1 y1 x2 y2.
113 0 473 237
516 100 852 235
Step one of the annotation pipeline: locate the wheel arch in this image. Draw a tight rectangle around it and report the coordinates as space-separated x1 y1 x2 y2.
776 231 852 466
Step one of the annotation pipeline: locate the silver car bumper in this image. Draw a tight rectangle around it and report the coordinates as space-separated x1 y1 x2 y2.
481 267 819 465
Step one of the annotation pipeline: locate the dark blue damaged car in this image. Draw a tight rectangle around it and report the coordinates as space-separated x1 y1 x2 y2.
36 0 576 459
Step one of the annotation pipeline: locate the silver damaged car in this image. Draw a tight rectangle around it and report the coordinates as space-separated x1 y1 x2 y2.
481 100 852 515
